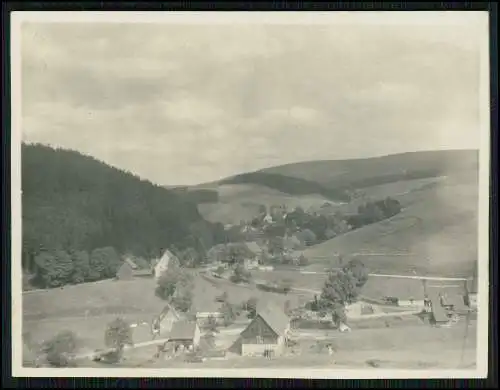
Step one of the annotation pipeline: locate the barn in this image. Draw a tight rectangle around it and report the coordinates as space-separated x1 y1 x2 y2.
237 303 291 357
167 320 201 351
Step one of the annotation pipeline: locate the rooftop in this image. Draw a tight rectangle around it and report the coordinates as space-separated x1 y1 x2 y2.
255 301 290 336
169 320 198 340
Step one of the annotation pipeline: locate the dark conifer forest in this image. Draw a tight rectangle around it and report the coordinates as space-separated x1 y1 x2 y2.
22 143 227 288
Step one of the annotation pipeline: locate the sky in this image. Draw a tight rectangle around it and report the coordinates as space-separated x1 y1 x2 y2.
19 13 486 186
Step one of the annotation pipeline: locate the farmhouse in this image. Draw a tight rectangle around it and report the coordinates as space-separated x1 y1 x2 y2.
116 261 134 281
167 320 201 351
237 302 291 357
361 276 426 308
426 285 468 315
152 303 182 338
154 249 179 280
190 300 225 326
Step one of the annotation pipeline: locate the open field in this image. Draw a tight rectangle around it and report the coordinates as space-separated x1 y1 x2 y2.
22 271 311 353
198 183 334 225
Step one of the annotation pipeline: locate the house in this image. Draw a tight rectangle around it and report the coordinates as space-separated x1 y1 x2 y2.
152 303 182 338
237 302 291 357
190 300 226 326
361 276 426 308
428 292 450 325
426 284 467 311
116 262 135 281
154 249 179 280
167 320 201 351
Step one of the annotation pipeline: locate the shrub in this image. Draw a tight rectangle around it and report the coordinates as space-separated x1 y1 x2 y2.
41 330 78 367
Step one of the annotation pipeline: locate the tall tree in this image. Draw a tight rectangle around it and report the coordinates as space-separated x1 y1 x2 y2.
318 268 362 327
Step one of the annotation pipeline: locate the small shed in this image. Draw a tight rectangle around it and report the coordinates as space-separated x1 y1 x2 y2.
168 320 201 350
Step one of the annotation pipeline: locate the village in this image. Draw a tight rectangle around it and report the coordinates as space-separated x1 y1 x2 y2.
21 203 479 370
81 240 478 368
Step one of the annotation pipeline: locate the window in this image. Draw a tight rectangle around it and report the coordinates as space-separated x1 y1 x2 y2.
256 336 263 344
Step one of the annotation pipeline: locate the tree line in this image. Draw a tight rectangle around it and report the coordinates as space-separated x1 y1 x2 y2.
21 144 229 288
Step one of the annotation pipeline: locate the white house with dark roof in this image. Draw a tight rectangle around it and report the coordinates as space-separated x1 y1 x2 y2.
154 249 179 280
237 302 291 357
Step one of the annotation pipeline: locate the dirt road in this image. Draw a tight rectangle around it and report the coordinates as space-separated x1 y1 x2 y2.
300 270 468 282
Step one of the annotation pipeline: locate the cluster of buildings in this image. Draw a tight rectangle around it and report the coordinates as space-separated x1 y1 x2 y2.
152 301 292 358
361 274 478 325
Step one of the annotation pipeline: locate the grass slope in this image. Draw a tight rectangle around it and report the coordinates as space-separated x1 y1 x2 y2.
302 175 478 277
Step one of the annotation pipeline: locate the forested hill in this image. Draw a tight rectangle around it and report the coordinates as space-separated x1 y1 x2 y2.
22 143 226 287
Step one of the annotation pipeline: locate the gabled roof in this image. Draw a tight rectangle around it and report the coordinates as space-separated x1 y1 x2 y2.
426 284 466 300
159 303 181 323
245 241 262 255
253 302 290 337
156 249 179 268
430 296 449 322
123 257 138 269
169 320 198 340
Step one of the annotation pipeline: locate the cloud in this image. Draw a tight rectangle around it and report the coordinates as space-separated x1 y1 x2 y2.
19 16 485 185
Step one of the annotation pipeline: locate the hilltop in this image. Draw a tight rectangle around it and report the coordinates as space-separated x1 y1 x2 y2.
260 149 478 189
195 149 478 225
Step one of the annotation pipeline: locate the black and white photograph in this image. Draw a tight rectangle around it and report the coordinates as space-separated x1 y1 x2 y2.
10 11 490 378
